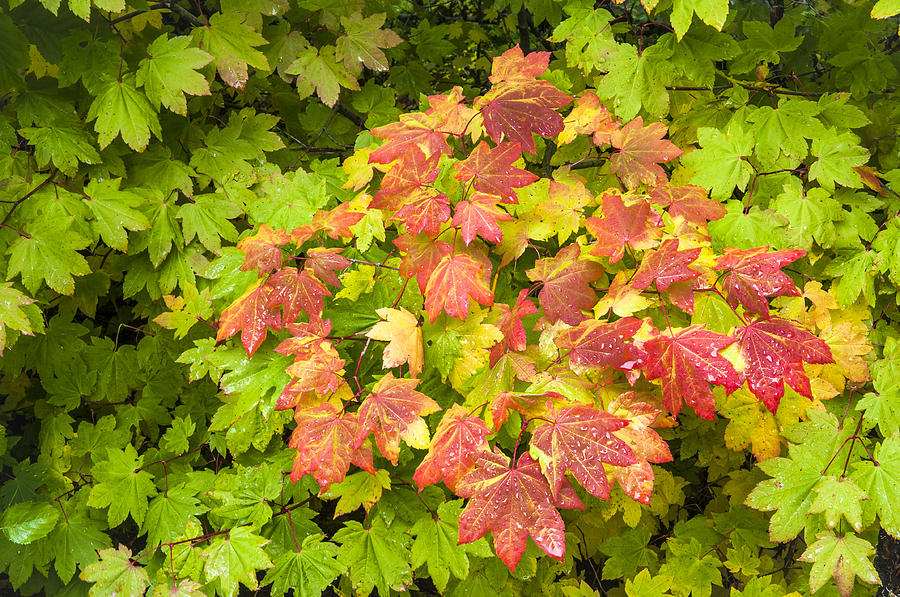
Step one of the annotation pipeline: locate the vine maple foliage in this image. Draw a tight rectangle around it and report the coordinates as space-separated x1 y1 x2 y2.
214 46 843 573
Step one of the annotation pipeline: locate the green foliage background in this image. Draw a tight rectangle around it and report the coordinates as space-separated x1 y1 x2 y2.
1 0 899 595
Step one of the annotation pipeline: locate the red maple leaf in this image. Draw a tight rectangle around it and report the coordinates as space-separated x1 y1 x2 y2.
369 111 451 164
643 325 743 419
456 450 583 572
393 234 453 293
526 244 603 325
275 318 333 363
631 238 702 292
391 188 451 236
554 317 646 371
275 320 347 409
489 289 538 366
477 82 573 154
452 193 513 245
305 247 351 286
490 391 561 431
734 318 834 412
424 252 494 322
426 86 478 137
413 404 491 492
530 402 637 500
265 267 331 323
291 203 364 245
289 404 374 490
217 279 281 356
489 45 551 84
715 247 805 316
372 148 441 210
354 372 441 465
560 92 620 146
650 183 726 226
454 141 539 203
238 225 289 276
609 117 682 189
585 194 663 263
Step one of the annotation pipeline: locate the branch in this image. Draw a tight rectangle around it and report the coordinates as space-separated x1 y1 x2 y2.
152 0 203 27
335 103 366 129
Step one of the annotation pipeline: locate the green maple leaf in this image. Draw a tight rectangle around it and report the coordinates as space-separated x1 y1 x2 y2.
809 129 869 190
663 26 739 86
79 545 150 597
262 534 347 597
87 76 161 151
730 577 790 597
336 12 402 76
745 443 824 542
771 181 842 250
321 470 390 517
83 178 150 251
599 526 658 580
49 512 109 583
657 537 722 597
808 476 869 532
857 338 900 437
824 250 875 307
683 121 754 200
137 34 213 116
550 7 616 73
817 93 870 130
747 99 819 167
625 569 673 597
598 42 672 121
127 146 195 199
410 500 492 593
1 501 58 545
799 531 879 595
670 0 729 40
730 18 804 74
333 519 413 597
143 195 184 268
203 525 272 597
247 170 329 230
87 444 158 527
19 122 101 175
83 337 140 402
6 216 92 295
161 415 197 454
151 579 205 596
286 46 360 107
708 201 787 251
142 487 205 548
178 193 242 253
194 12 270 90
0 282 40 356
851 434 900 537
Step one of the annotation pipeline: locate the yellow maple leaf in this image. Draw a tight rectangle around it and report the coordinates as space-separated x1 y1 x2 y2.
366 307 424 377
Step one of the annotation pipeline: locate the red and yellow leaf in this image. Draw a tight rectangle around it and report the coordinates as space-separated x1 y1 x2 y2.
217 279 281 356
424 252 494 322
365 307 424 378
715 247 805 316
585 194 663 263
290 404 374 490
554 317 646 371
526 244 603 325
454 141 538 203
609 117 682 189
413 404 491 492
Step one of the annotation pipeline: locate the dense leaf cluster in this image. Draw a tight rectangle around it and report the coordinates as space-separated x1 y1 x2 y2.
1 0 899 596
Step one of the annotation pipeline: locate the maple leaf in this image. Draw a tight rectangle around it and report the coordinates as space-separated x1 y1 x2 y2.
650 183 727 227
413 404 491 492
194 12 269 90
585 194 663 263
305 247 351 286
426 86 478 137
289 404 373 490
424 252 494 323
265 267 331 323
631 239 702 292
354 372 441 464
488 45 551 84
394 234 453 293
238 225 290 276
477 81 573 154
217 279 281 357
489 289 538 365
609 117 682 189
373 147 441 209
715 247 805 316
136 34 213 116
456 450 583 572
554 317 646 371
79 545 150 596
526 244 603 325
87 77 161 151
287 46 360 108
558 91 620 146
454 141 539 203
607 394 674 504
643 325 743 419
0 282 39 356
282 343 346 399
369 112 450 164
365 307 424 378
336 12 402 76
734 317 834 412
530 402 637 500
391 188 451 236
594 271 655 318
452 193 513 245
